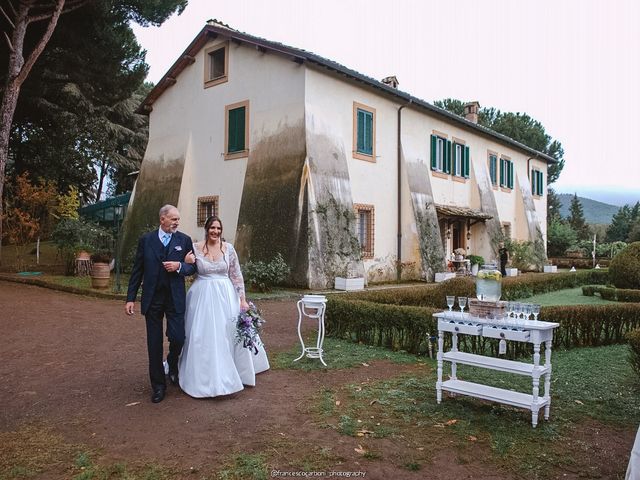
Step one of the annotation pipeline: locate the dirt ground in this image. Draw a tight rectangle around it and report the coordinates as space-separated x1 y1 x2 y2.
0 281 635 479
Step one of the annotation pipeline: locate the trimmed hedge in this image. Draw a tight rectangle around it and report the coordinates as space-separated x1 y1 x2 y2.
584 285 640 302
341 270 610 309
326 297 438 354
627 328 640 377
618 289 640 302
324 269 640 356
543 304 640 349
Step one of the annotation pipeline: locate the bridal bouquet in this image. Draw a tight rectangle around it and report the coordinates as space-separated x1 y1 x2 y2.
236 302 265 355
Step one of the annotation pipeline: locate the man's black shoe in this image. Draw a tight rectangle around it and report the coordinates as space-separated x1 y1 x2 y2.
168 371 179 385
151 387 166 403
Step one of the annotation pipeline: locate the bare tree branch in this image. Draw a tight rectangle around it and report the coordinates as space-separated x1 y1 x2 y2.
0 5 16 28
3 31 13 52
5 0 17 17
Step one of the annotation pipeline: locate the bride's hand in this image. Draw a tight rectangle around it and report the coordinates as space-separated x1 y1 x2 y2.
184 250 195 264
240 299 250 312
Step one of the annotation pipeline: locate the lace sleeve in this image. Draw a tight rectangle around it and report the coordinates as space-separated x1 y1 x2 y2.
227 243 246 298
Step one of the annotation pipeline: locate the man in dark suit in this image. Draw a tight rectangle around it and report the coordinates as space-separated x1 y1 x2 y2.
125 205 196 403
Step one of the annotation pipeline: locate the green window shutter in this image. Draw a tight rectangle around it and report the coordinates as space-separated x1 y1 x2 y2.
228 106 246 153
539 171 544 195
430 135 437 170
500 159 504 186
364 111 373 155
491 155 497 184
508 161 514 189
445 140 452 173
357 109 365 153
464 146 470 178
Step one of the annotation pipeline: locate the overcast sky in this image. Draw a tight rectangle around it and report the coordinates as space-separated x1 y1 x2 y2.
132 0 640 205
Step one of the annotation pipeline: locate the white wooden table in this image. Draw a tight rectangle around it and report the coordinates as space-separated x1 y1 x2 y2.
435 311 559 427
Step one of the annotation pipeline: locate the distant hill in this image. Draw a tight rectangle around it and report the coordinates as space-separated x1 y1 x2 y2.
558 194 620 225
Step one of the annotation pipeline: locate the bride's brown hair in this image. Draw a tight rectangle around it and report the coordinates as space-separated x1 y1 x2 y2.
203 216 225 256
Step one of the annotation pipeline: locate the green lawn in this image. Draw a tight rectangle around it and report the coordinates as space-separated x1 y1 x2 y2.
517 287 617 306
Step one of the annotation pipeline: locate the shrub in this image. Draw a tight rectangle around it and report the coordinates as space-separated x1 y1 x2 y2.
242 253 290 292
627 328 640 377
600 287 617 301
609 242 640 289
90 250 112 263
591 286 640 303
543 304 640 349
582 285 596 296
468 255 485 266
617 289 640 302
547 220 578 257
51 218 113 275
507 240 537 272
326 297 438 354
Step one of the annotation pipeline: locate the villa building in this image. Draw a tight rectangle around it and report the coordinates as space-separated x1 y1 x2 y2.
121 20 554 288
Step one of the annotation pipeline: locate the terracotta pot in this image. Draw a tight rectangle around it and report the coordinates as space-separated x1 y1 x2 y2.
91 262 110 289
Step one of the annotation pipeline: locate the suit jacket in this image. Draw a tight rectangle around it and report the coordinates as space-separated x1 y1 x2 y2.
126 230 196 315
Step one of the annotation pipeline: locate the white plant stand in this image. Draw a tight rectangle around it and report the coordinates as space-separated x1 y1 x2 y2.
435 311 559 427
294 295 328 366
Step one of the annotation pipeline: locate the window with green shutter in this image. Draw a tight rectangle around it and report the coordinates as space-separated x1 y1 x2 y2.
225 100 249 159
453 143 463 176
452 142 470 178
431 134 451 173
228 106 245 153
353 102 376 161
489 154 497 185
531 169 544 196
500 158 514 189
357 108 373 155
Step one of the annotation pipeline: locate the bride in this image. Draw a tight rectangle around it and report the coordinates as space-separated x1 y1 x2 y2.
178 216 269 398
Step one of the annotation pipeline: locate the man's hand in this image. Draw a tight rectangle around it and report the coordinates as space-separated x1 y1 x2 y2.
125 302 135 315
162 261 181 272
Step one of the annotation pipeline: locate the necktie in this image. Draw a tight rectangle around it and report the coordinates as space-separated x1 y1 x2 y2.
162 234 170 247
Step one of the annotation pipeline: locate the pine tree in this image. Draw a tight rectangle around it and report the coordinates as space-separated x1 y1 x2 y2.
567 194 590 240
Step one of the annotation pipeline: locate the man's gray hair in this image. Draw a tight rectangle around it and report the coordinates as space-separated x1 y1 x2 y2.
159 204 177 218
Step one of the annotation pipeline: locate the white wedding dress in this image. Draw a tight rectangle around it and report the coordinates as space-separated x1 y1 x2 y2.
178 242 269 398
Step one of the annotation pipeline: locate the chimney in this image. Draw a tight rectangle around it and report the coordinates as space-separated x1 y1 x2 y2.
464 101 480 123
381 75 399 89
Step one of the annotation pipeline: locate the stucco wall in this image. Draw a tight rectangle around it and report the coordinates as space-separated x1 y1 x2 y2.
123 36 307 269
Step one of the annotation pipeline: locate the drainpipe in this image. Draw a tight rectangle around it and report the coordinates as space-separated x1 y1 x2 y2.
526 155 539 180
397 100 412 282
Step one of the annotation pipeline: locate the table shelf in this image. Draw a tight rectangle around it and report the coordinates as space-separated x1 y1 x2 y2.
442 351 549 377
441 379 550 411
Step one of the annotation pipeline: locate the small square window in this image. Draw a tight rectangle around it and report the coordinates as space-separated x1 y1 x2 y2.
204 43 228 88
197 196 219 227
